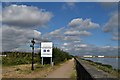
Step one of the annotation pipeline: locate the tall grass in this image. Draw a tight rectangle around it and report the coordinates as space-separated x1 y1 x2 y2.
2 48 72 66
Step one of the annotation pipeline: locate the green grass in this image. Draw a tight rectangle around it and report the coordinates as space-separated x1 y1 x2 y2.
80 58 119 77
70 62 77 80
2 52 40 66
2 48 72 66
70 70 77 80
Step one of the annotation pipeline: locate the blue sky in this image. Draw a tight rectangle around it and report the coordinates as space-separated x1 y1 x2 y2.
2 2 118 52
10 2 118 45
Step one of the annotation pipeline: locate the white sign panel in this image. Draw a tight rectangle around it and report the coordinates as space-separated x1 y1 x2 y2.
41 42 52 57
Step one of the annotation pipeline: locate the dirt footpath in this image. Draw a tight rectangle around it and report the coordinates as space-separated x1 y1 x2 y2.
46 58 75 78
2 58 75 78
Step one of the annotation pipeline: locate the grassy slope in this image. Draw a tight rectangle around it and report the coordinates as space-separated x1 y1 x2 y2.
2 47 72 66
80 58 119 77
2 48 73 78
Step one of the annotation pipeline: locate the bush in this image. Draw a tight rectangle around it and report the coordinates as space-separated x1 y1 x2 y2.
53 47 72 64
2 52 40 66
2 48 72 66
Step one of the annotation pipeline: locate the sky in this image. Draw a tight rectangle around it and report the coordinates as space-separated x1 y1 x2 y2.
1 2 119 56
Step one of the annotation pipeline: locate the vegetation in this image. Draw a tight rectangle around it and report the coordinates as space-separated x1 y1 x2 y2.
53 47 72 64
2 47 72 66
70 65 77 80
2 52 40 66
80 58 120 77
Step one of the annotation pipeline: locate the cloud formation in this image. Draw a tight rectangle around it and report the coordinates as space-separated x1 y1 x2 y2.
64 30 91 36
2 4 52 52
68 18 100 30
49 27 64 36
62 2 76 10
2 4 53 28
2 3 118 55
34 30 41 38
103 11 119 40
2 25 33 51
45 17 101 55
63 36 80 41
60 41 118 56
46 16 117 56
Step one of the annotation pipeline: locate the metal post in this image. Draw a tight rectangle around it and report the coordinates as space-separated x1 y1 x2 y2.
51 57 53 66
31 46 34 70
42 57 43 65
39 42 41 64
31 38 35 70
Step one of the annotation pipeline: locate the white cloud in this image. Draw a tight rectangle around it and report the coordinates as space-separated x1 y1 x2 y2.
68 18 83 27
1 4 53 52
79 30 92 36
62 2 76 10
103 11 118 40
103 12 118 32
46 27 65 40
58 37 118 56
112 36 120 40
74 44 88 48
74 40 81 43
64 30 80 36
45 18 99 45
74 48 81 51
68 18 100 30
2 25 33 51
64 30 91 36
79 44 88 48
63 43 69 46
63 36 80 41
0 13 2 22
2 25 42 52
60 42 73 52
2 4 53 28
49 27 64 36
34 30 41 40
101 46 111 49
62 42 73 47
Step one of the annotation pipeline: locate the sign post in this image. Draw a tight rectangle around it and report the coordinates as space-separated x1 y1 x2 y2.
41 42 53 66
42 57 43 65
30 38 35 70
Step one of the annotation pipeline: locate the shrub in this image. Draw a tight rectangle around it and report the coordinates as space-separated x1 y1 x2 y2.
53 47 72 64
2 48 72 66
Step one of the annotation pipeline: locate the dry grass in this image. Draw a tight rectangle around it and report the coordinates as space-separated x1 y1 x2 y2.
2 63 58 78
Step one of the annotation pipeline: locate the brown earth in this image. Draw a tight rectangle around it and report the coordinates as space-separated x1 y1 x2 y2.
46 58 75 78
2 58 75 78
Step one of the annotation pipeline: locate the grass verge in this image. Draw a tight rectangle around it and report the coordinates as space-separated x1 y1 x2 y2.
80 58 119 77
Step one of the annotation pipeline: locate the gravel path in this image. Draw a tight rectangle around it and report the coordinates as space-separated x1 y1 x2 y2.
46 58 75 78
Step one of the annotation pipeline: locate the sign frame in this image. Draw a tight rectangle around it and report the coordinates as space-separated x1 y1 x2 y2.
41 42 53 57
